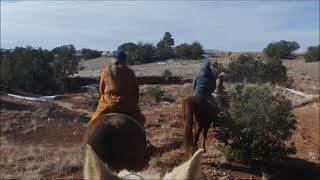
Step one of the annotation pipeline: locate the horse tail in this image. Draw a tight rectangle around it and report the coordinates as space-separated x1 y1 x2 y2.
183 97 195 154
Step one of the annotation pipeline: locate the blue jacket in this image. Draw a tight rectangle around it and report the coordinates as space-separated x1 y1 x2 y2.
192 61 216 97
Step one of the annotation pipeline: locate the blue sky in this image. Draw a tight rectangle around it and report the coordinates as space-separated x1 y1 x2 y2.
1 1 319 52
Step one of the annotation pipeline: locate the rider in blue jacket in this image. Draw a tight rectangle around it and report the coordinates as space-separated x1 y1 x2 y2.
192 60 217 107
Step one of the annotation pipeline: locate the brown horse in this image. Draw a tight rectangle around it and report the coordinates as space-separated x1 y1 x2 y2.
182 95 221 156
183 73 230 156
83 113 149 171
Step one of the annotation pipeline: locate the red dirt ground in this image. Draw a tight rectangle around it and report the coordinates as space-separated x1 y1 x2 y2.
1 83 319 179
291 102 320 163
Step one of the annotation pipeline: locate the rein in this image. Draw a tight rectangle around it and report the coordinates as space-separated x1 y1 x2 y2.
121 173 145 180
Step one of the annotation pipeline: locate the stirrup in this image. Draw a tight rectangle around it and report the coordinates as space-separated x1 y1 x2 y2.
146 140 153 148
146 140 156 154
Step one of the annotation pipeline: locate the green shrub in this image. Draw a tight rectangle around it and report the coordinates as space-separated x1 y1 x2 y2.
118 42 138 64
118 42 155 64
134 42 156 64
118 32 205 62
211 61 228 77
228 55 267 82
175 41 204 59
0 45 82 94
217 86 296 161
162 69 172 80
156 32 175 60
228 55 287 83
52 44 80 92
264 57 287 83
0 46 56 94
118 42 137 52
263 40 300 59
146 86 164 102
118 32 175 63
80 48 102 60
304 45 320 62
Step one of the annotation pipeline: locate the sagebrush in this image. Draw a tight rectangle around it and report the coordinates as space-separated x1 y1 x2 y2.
146 86 164 102
304 45 320 62
263 40 300 59
227 55 287 84
216 86 296 161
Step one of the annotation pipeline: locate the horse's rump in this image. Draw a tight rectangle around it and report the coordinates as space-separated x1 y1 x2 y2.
182 95 220 155
193 96 219 120
83 113 148 171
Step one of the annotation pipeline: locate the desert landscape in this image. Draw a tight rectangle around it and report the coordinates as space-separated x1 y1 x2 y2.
1 52 319 179
1 1 319 179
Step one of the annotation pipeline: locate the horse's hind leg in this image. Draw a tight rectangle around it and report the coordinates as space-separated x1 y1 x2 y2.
192 127 203 155
202 127 209 153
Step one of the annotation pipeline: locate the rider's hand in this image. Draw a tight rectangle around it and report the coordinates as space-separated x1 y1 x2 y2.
217 72 225 78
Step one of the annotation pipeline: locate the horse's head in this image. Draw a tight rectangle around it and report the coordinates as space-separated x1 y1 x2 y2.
84 144 204 180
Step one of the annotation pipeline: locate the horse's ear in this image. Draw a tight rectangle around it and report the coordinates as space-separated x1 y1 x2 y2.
84 144 120 180
163 149 203 180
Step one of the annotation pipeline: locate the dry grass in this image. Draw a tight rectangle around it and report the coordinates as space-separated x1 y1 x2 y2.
2 170 43 180
23 115 47 134
284 60 320 82
0 96 86 179
148 149 185 173
0 137 15 168
1 119 18 133
0 110 47 134
77 58 203 78
0 137 83 179
1 111 29 133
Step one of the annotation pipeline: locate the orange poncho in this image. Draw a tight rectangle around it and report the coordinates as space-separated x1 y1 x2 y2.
90 63 145 126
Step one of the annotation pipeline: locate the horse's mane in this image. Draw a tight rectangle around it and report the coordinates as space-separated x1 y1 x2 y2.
84 144 204 180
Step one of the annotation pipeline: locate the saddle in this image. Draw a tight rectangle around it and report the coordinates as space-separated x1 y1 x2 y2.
205 95 219 109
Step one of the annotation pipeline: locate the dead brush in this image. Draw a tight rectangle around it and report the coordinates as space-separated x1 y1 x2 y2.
1 120 18 133
0 152 15 168
147 149 186 175
23 115 47 134
148 153 162 167
83 84 100 110
0 142 45 179
17 145 41 161
1 170 43 180
55 151 83 175
40 146 83 175
0 139 83 179
1 111 29 133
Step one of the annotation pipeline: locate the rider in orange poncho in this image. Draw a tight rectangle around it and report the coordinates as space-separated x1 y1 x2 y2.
89 50 146 126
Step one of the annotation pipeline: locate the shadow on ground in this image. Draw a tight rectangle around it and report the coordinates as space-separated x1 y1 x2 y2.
206 157 320 180
148 140 183 157
0 99 36 111
265 158 320 180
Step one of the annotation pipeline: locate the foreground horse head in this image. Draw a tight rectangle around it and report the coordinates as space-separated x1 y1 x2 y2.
83 113 149 171
84 144 204 180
